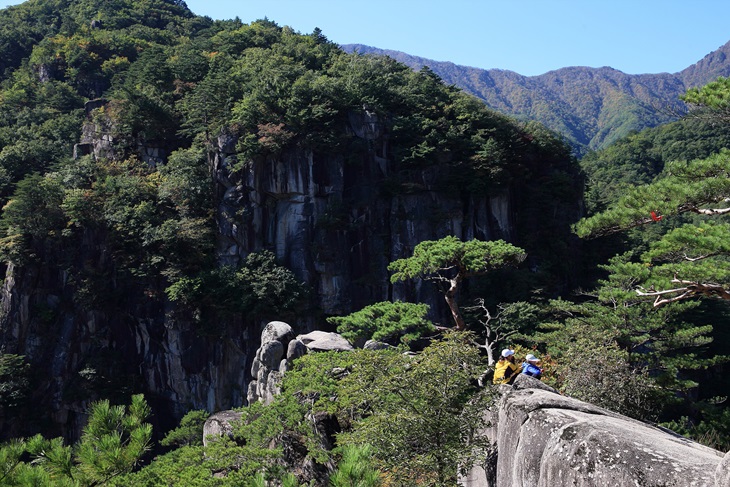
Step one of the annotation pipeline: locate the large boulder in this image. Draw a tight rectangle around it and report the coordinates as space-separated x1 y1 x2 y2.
499 390 722 486
261 320 295 345
297 331 353 352
202 410 243 447
462 375 726 487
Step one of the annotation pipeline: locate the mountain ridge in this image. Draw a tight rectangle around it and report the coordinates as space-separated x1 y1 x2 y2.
343 41 730 153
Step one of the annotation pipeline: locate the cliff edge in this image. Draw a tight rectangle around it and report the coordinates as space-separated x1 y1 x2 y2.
463 375 728 487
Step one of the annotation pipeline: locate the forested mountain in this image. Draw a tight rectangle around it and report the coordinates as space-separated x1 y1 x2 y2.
343 42 730 154
0 0 729 484
0 0 581 445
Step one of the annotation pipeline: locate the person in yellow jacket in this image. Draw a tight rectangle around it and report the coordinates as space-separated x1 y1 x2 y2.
493 348 518 385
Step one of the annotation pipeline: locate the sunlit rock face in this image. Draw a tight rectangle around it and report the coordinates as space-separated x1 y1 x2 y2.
247 321 354 405
462 375 727 487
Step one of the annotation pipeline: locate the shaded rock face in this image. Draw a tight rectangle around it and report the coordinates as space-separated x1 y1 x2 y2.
462 374 727 487
212 113 522 318
0 259 255 441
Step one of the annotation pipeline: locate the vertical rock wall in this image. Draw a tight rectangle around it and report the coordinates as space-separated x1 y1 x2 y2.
0 108 578 440
213 111 515 317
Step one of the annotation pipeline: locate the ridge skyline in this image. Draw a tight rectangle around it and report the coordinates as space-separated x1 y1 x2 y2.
342 39 730 153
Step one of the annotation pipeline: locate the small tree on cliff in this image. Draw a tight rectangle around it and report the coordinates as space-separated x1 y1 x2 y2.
388 236 526 330
327 301 435 346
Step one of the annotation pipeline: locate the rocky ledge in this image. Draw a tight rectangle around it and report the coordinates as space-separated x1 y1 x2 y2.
463 374 729 487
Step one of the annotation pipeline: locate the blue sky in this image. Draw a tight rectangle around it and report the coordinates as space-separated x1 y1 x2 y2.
2 0 730 76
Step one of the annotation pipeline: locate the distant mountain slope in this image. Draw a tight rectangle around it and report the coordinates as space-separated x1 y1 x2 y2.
343 42 730 153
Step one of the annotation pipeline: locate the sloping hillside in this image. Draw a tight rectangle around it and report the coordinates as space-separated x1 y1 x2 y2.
343 41 730 154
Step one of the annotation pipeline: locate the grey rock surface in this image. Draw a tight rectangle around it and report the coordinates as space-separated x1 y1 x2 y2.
716 451 730 487
261 321 294 345
511 372 559 393
248 321 296 405
259 340 284 371
501 390 721 486
287 338 308 361
462 379 727 487
297 331 353 352
203 410 243 447
363 339 392 350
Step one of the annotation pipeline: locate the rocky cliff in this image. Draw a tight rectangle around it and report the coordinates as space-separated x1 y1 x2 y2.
212 110 524 316
0 101 581 440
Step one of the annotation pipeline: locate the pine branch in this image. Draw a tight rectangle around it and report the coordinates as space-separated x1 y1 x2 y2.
690 206 730 216
637 279 730 307
682 252 718 262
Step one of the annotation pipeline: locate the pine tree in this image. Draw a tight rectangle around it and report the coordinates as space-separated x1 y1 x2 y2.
0 394 152 486
575 78 730 307
534 254 720 419
389 236 526 329
574 149 730 306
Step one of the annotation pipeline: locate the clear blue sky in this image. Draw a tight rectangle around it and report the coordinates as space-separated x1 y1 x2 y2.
2 0 729 76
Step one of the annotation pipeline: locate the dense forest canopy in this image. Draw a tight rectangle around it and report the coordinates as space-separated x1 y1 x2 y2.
0 0 728 484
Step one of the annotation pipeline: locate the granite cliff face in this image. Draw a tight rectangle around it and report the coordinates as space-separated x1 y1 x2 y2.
212 109 525 317
0 104 580 439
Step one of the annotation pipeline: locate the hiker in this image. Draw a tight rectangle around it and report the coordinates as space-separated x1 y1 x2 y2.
521 353 542 379
493 348 518 385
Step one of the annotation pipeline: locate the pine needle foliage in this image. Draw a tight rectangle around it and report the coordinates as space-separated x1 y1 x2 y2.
327 301 435 346
389 236 526 330
329 444 381 487
0 394 152 486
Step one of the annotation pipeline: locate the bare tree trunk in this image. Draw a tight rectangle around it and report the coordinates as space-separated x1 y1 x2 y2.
445 275 465 330
485 341 495 366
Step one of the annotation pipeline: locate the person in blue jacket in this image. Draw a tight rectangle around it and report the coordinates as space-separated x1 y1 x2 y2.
521 353 542 379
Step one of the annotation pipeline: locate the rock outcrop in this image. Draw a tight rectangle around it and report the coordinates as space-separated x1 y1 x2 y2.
202 410 243 447
248 321 295 405
462 374 728 487
209 321 349 486
296 331 354 353
247 321 353 405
